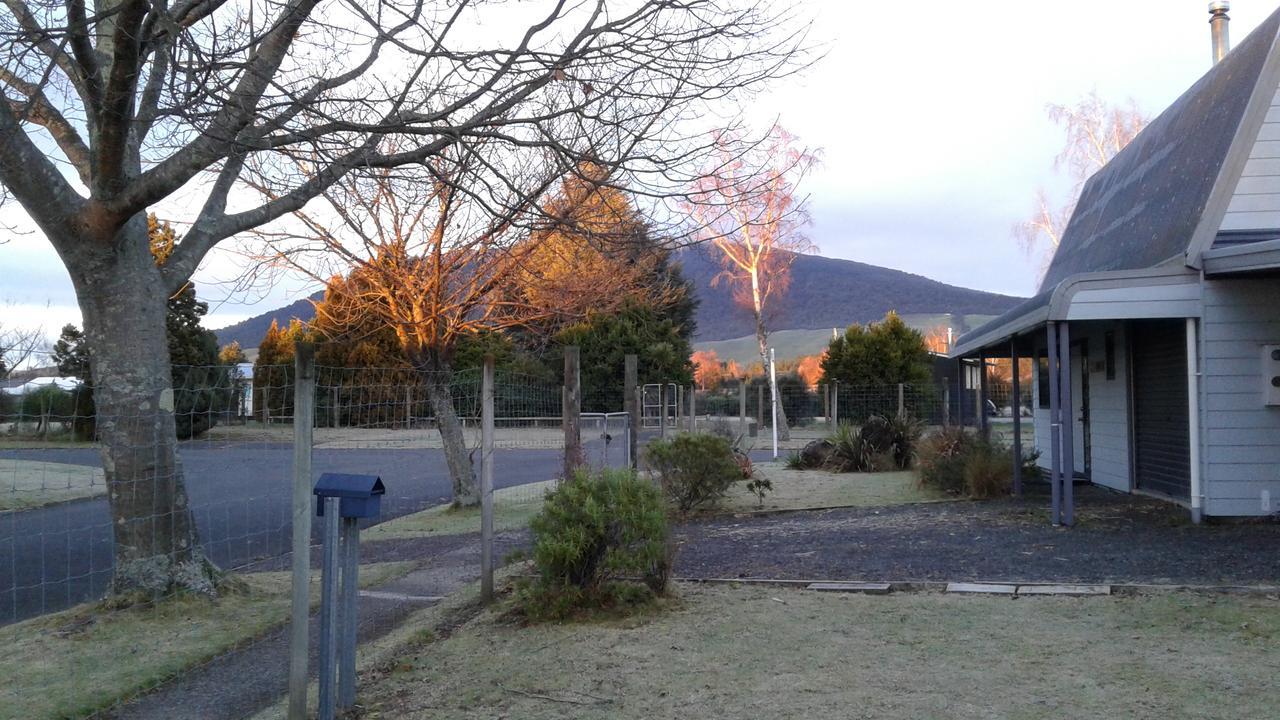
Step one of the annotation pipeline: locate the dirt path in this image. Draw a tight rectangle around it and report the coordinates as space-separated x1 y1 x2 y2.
106 532 529 720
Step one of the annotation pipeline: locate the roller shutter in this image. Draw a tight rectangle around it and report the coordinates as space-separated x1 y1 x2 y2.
1130 320 1191 499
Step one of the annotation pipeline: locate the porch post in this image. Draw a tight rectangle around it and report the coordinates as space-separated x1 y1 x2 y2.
955 358 965 428
1058 322 1075 527
1046 322 1062 525
978 350 990 439
1011 339 1023 497
1186 318 1203 523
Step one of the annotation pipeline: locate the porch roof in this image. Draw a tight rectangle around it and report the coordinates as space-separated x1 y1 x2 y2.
950 266 1201 358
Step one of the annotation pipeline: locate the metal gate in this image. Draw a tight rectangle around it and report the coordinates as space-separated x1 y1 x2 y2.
641 383 678 429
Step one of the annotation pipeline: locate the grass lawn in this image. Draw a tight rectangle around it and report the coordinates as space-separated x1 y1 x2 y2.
715 462 946 514
366 466 942 540
0 458 105 510
0 562 414 719
353 583 1280 719
365 480 555 540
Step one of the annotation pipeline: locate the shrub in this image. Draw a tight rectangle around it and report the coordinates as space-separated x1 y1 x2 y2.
707 417 738 443
916 426 971 495
785 450 806 470
645 432 741 513
827 423 870 472
859 414 924 469
745 476 773 506
963 441 1014 499
518 467 670 620
917 427 1038 499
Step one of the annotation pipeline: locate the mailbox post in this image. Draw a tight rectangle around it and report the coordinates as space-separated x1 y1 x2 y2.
314 473 384 719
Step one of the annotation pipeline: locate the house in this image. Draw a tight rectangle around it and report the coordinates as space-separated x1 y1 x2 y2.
952 4 1280 524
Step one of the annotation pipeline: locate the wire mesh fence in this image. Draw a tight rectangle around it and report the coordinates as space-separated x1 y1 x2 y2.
0 346 1041 716
686 380 1003 453
0 350 599 717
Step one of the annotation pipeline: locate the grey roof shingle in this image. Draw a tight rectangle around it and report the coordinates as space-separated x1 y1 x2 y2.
1039 6 1280 292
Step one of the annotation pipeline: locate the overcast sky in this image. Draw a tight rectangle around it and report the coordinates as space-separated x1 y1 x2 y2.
1 0 1274 334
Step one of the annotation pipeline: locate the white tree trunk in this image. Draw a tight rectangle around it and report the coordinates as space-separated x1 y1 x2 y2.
751 270 789 440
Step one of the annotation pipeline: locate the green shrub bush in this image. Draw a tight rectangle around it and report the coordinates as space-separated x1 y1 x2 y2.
827 423 870 472
859 414 924 470
917 427 1041 498
518 467 670 620
645 432 742 513
809 415 923 473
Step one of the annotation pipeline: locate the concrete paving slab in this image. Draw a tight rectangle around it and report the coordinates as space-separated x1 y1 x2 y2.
946 582 1017 594
806 582 892 595
1016 584 1111 596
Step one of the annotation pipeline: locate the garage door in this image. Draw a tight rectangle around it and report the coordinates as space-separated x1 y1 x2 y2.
1130 320 1190 499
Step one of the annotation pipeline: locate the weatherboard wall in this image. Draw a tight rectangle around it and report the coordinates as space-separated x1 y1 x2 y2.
1030 323 1130 493
1199 277 1280 516
1221 88 1280 232
1083 322 1130 493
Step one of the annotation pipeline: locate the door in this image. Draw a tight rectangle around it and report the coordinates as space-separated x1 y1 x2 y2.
1130 320 1191 499
1070 341 1090 477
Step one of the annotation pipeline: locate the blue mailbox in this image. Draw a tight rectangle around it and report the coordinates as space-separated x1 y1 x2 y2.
314 473 385 519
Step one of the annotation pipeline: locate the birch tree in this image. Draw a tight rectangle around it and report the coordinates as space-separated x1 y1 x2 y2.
686 124 817 440
1016 91 1148 273
0 0 810 598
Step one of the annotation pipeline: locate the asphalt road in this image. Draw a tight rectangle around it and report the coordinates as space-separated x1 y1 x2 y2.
0 439 624 624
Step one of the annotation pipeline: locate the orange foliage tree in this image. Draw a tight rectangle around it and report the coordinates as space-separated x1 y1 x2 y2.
794 353 825 389
252 151 672 506
922 324 952 354
692 349 724 390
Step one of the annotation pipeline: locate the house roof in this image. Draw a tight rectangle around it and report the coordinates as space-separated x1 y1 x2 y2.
953 6 1280 358
1040 6 1280 292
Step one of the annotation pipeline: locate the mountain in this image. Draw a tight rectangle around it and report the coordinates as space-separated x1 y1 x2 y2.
212 250 1023 349
213 292 323 350
674 248 1021 342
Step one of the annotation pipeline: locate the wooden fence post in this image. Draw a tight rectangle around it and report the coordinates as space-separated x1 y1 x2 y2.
288 342 315 720
757 383 765 434
738 381 747 439
563 346 582 480
659 384 667 439
624 355 638 469
481 356 495 602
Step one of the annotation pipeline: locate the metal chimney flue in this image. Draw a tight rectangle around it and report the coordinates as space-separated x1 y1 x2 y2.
1210 1 1231 64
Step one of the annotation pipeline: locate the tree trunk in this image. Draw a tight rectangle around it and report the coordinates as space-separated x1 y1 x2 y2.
418 357 478 507
755 319 791 441
749 266 789 440
69 216 219 600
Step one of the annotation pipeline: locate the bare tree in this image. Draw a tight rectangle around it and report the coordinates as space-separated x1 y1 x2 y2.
0 314 45 380
1016 91 1149 273
0 0 810 597
686 124 817 439
250 150 679 505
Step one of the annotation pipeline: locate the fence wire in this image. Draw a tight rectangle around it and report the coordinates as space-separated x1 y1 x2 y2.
0 350 1040 717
